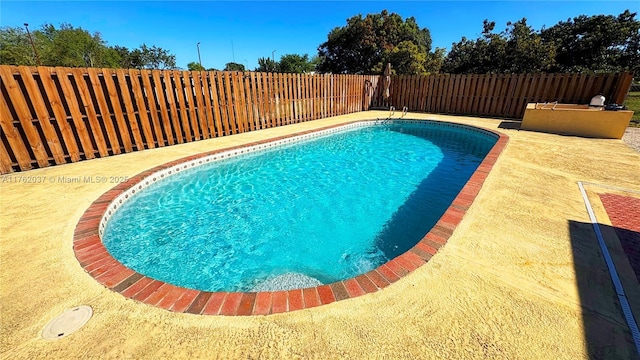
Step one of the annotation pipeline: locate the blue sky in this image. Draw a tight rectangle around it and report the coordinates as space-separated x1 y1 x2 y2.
2 1 638 70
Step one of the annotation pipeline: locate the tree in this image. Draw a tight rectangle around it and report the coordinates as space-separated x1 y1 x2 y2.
187 62 205 71
279 54 314 73
443 10 639 74
0 27 39 65
255 57 279 72
138 44 176 69
317 10 438 74
112 45 143 69
35 23 121 68
541 10 640 73
0 23 178 69
443 18 555 74
224 62 245 71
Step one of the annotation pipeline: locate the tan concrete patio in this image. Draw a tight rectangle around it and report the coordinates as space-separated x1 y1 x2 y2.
1 111 639 359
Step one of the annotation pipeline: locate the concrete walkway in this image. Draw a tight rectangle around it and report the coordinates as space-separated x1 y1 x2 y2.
1 111 639 359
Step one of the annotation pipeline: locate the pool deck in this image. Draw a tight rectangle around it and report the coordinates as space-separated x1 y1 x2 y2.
1 111 639 359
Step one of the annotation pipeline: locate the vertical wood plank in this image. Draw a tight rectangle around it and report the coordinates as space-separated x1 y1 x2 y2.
17 67 66 163
141 70 168 146
0 137 14 173
191 71 211 138
250 72 261 129
172 70 193 140
56 66 97 158
128 69 157 148
182 71 202 139
101 68 134 152
235 71 249 133
285 73 293 124
263 72 273 128
253 72 265 129
277 72 285 124
496 75 512 117
0 93 33 170
215 72 231 135
150 70 176 145
87 68 123 153
162 70 185 143
207 71 223 136
244 72 256 131
1 66 50 166
512 74 528 115
115 68 145 150
71 68 110 156
282 73 290 123
224 72 238 134
200 71 217 137
303 73 311 120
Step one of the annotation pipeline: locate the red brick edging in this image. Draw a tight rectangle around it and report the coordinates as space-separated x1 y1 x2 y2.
73 120 509 316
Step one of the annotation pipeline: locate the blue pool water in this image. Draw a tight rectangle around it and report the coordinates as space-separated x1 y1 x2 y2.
103 122 496 292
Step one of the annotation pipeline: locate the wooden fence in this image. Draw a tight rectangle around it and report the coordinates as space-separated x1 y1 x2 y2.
384 72 634 119
0 66 379 173
0 65 633 174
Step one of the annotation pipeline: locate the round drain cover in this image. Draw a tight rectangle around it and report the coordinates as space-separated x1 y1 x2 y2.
42 306 92 340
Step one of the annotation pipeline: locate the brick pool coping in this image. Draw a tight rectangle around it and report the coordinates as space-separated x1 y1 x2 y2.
73 119 508 316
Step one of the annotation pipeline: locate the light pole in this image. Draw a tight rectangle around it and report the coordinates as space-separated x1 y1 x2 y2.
23 23 41 66
272 50 276 63
196 42 202 69
244 59 248 71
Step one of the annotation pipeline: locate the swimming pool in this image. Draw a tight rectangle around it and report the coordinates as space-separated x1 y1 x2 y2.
74 119 507 315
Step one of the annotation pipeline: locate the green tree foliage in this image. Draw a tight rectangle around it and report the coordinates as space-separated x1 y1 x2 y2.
187 62 205 71
36 23 120 67
317 10 439 74
255 57 279 72
443 19 555 74
278 53 314 73
112 45 143 69
224 62 245 71
541 10 640 74
137 44 176 69
443 10 639 74
0 23 177 69
0 27 39 65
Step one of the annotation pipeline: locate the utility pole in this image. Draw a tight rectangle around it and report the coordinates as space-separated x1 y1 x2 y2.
23 23 41 66
197 42 202 68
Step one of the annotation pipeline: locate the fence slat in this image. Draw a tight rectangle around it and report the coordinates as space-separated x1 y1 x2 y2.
87 68 123 153
215 72 231 136
150 70 175 145
114 69 145 151
199 71 216 137
207 71 223 136
128 69 157 149
56 67 97 158
101 68 133 152
191 71 210 138
182 71 201 140
0 93 33 170
162 70 184 143
0 137 14 173
71 68 110 156
17 67 66 163
140 70 168 146
0 67 50 167
172 71 193 141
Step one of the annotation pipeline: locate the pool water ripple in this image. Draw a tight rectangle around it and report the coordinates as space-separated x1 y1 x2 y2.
102 122 496 292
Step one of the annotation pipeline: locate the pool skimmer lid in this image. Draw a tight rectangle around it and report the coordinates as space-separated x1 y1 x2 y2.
41 306 92 340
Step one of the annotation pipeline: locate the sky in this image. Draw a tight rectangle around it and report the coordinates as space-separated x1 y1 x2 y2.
1 1 638 70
